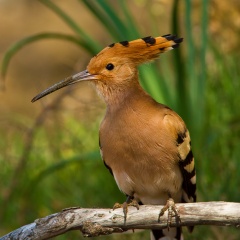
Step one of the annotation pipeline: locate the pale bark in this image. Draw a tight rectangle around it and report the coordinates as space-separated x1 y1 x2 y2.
1 202 240 240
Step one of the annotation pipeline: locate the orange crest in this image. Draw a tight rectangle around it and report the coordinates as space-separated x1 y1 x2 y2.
95 34 183 65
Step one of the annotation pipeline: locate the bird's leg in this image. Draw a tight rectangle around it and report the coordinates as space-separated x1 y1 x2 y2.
113 195 139 223
158 198 181 230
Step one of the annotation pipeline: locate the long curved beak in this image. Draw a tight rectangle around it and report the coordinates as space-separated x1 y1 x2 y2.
31 70 96 102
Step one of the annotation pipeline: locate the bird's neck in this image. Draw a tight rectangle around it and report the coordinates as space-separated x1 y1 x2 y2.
94 78 150 110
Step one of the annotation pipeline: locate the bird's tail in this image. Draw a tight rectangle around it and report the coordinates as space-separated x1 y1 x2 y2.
151 227 183 240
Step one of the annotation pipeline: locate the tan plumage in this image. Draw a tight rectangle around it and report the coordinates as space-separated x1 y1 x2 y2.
32 35 196 240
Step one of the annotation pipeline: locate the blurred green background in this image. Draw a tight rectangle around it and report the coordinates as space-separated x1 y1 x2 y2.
0 0 240 239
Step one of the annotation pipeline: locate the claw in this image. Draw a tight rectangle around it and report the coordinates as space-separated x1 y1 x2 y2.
113 197 139 223
158 198 181 230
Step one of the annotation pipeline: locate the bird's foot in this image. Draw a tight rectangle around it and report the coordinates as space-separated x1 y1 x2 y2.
158 198 181 230
113 197 139 223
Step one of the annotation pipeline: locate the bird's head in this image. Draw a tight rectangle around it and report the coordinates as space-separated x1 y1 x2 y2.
31 35 182 103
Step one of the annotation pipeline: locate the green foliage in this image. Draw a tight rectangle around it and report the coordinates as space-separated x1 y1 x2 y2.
1 0 240 239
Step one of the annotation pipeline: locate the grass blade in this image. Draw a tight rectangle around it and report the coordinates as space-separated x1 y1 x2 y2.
81 0 123 40
31 151 101 186
1 32 94 86
172 0 188 118
96 0 130 39
117 0 140 38
39 0 102 52
196 0 208 129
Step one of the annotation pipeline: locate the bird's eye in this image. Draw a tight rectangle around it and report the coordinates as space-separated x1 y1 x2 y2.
106 63 114 71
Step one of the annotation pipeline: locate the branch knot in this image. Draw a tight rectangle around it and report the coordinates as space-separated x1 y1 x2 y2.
82 221 123 237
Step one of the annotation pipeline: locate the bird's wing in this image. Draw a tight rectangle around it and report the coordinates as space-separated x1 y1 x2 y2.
163 113 197 204
163 112 196 233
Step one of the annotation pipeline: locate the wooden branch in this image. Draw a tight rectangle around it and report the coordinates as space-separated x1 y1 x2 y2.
1 202 240 240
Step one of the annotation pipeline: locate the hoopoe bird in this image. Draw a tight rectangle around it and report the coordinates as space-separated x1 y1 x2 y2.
32 34 196 240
